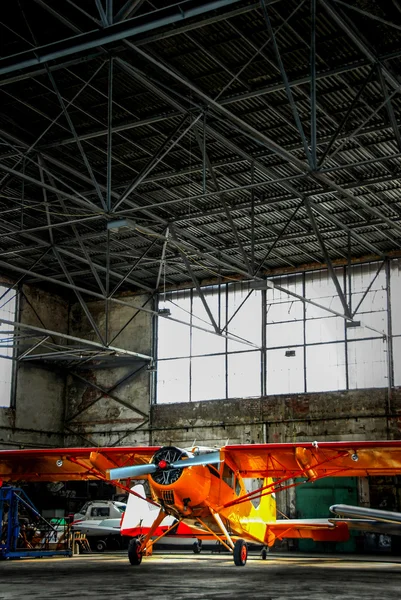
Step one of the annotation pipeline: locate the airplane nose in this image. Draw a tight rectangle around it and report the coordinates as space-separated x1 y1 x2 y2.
158 460 168 469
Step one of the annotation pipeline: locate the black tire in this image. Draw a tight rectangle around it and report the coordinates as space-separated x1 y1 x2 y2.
128 538 143 566
233 539 248 566
261 548 268 560
193 540 202 554
95 540 106 553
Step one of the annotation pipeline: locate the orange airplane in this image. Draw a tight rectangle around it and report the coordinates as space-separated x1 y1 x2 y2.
1 440 401 566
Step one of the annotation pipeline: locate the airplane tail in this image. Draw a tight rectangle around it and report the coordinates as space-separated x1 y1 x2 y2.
120 484 174 537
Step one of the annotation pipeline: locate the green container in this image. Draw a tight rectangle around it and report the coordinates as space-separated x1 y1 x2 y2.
295 476 358 552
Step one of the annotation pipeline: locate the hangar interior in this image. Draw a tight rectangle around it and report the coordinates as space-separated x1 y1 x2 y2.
1 0 401 539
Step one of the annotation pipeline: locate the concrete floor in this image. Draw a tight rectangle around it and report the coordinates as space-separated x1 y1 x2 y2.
1 551 401 600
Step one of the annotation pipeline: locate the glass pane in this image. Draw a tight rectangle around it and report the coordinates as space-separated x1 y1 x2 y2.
156 358 190 404
227 286 261 352
158 295 191 359
0 287 16 407
192 292 226 355
348 338 388 389
191 354 225 401
267 348 304 394
306 343 346 392
267 321 303 347
306 316 344 344
391 260 401 335
393 336 401 386
228 351 261 398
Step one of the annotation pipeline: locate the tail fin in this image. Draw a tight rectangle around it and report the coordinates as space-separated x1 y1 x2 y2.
120 484 174 537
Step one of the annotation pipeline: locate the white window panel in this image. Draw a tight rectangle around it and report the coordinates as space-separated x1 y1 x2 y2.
156 358 190 404
191 354 226 401
393 336 401 386
351 262 385 294
158 295 191 359
0 288 16 407
270 274 303 302
267 321 303 347
192 293 226 355
228 351 261 399
391 260 401 335
227 289 261 352
346 311 387 341
306 343 346 392
267 298 303 323
306 316 345 344
351 289 387 314
267 348 304 394
348 338 388 389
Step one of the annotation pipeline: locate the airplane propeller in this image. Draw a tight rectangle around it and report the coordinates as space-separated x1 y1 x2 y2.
108 449 221 481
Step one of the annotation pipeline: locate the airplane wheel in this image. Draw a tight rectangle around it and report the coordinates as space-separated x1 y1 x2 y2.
95 540 106 553
261 548 268 560
193 540 202 554
233 539 248 567
128 538 143 566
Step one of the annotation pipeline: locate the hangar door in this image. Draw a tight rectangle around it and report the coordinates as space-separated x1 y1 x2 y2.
295 477 358 552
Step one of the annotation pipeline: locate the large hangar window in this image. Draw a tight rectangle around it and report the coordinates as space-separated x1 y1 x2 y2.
156 261 398 403
0 286 16 408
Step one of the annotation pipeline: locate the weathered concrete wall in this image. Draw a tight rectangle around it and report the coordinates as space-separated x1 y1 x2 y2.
0 285 68 449
151 388 401 447
65 295 153 447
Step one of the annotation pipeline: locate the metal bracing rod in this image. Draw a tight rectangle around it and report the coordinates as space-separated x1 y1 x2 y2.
351 260 385 319
0 62 106 193
169 225 220 334
45 68 106 210
260 0 313 168
0 259 260 349
114 113 203 211
0 0 246 76
0 316 153 360
37 157 54 246
155 228 169 291
17 336 50 360
68 367 149 421
115 0 146 22
310 0 317 169
378 68 401 154
332 0 401 33
304 199 351 318
127 42 307 173
122 44 399 247
318 66 376 167
319 0 401 91
53 249 107 345
107 56 113 212
109 237 159 298
193 125 251 273
40 159 107 295
95 0 109 27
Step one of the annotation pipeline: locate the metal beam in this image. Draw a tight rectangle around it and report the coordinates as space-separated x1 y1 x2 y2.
0 0 246 76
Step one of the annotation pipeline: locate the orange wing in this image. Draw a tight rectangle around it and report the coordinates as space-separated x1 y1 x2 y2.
266 519 350 544
224 441 401 479
0 446 159 483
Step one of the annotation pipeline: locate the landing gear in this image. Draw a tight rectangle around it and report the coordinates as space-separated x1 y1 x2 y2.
261 547 268 560
192 539 202 554
233 539 248 566
95 540 106 553
128 538 143 566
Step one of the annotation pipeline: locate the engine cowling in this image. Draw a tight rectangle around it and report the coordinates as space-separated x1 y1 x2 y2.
149 446 212 513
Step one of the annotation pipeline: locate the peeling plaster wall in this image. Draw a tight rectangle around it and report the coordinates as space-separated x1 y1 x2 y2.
0 285 68 449
65 294 153 447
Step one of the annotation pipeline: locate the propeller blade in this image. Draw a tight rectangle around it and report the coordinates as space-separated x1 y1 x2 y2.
108 463 157 480
170 450 221 469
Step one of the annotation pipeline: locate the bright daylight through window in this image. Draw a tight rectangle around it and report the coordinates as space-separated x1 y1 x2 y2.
156 260 401 404
0 286 16 408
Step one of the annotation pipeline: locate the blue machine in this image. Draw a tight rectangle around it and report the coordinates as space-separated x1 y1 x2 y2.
0 486 72 559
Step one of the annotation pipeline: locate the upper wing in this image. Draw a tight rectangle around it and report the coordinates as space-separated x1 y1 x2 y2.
0 446 159 483
223 441 401 479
